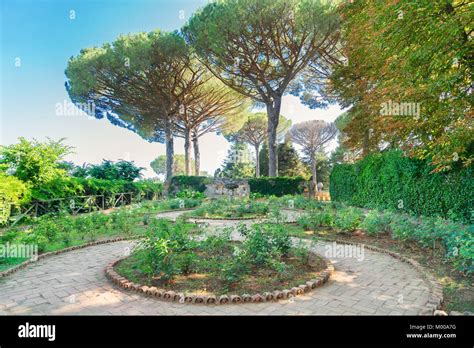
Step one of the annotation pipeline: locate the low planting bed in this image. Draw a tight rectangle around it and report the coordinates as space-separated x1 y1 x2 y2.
109 220 332 304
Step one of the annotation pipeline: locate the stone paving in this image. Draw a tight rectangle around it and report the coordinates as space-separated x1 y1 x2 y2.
0 210 432 315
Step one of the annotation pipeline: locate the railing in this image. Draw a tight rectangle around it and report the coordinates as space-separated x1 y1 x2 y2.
8 191 156 227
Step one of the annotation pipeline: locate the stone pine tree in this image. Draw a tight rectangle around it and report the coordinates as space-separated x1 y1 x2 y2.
232 112 290 177
288 120 337 194
183 0 340 177
174 72 249 175
66 31 202 181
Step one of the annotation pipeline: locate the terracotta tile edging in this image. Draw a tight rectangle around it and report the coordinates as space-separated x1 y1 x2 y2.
316 237 444 316
105 253 334 306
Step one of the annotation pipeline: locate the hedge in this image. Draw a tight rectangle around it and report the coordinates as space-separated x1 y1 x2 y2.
330 150 473 222
169 175 212 195
29 177 162 201
248 176 305 197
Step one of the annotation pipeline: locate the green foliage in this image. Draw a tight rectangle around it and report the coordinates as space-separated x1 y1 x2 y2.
248 177 305 196
259 141 309 178
333 206 363 233
129 179 163 200
87 160 144 181
0 174 30 225
28 177 162 203
331 1 473 170
165 197 202 210
273 194 323 210
150 154 193 177
215 142 254 179
169 175 212 195
139 219 197 280
298 207 335 230
0 138 72 185
190 199 268 219
330 150 474 222
360 210 391 235
241 223 291 266
175 190 205 199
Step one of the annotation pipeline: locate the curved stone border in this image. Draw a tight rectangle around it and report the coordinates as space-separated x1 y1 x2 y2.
0 237 132 279
105 253 334 305
315 237 444 315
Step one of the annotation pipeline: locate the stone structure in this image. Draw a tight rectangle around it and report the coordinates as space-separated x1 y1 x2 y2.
204 179 250 199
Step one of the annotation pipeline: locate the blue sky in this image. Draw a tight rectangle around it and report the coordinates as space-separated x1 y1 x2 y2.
1 0 343 178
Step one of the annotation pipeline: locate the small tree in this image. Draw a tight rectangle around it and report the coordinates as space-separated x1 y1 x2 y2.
232 112 291 176
87 160 143 181
288 120 337 190
0 137 72 185
150 154 194 177
215 142 254 178
259 140 308 178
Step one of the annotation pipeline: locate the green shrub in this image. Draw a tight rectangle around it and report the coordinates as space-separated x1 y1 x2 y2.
30 177 84 201
33 216 62 242
128 179 162 199
442 225 473 275
297 208 335 230
248 177 305 196
388 214 418 241
361 210 391 235
138 219 197 280
17 230 49 253
175 189 205 199
166 198 201 210
0 174 30 225
272 195 323 210
334 207 363 232
241 223 291 265
30 177 162 203
169 176 212 195
330 150 473 222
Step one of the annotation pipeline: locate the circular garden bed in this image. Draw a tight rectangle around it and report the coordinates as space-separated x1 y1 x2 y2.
106 219 333 304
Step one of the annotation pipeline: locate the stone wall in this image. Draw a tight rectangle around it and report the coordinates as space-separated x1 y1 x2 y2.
204 179 250 199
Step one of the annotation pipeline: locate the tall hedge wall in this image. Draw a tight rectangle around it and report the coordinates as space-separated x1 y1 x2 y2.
248 176 305 196
329 150 473 222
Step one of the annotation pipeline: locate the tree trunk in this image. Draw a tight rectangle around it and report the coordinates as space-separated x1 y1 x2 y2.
165 123 174 181
184 127 191 175
192 130 200 176
266 96 282 177
254 144 260 177
310 153 317 198
311 154 317 186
